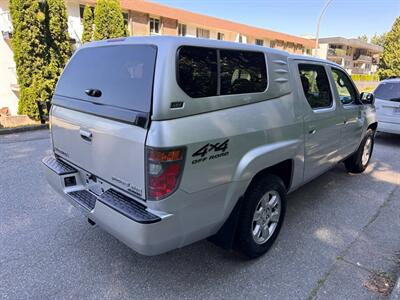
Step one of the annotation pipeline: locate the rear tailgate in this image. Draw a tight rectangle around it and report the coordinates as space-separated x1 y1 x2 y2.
374 81 400 124
51 44 157 199
376 98 400 124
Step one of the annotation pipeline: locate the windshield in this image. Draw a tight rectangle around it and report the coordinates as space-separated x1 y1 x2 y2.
55 44 157 113
374 82 400 101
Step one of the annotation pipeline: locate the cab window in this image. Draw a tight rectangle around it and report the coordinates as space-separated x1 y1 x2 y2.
177 46 267 98
177 46 218 98
298 64 332 109
331 68 358 105
220 50 267 95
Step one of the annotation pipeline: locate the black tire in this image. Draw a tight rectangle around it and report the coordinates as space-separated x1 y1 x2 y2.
236 174 287 259
344 129 375 173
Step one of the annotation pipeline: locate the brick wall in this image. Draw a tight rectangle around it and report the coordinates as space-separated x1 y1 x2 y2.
161 17 177 35
131 10 149 36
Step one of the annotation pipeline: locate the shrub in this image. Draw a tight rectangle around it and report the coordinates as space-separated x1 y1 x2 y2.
82 5 94 43
10 0 72 118
378 17 400 80
93 0 127 40
46 0 72 100
10 0 48 117
351 74 380 82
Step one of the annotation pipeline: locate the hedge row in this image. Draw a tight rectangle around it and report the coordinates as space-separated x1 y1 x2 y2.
351 74 380 82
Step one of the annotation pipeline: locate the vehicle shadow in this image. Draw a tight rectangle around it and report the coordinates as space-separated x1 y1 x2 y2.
375 132 400 147
60 142 399 298
14 133 397 299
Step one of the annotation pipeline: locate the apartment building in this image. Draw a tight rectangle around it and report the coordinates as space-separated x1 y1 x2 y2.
315 37 383 75
0 0 314 115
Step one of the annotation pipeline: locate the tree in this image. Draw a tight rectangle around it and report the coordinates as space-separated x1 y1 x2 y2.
370 32 387 47
10 0 48 117
93 0 127 40
378 17 400 80
81 5 94 43
357 34 368 43
9 0 72 118
45 0 72 102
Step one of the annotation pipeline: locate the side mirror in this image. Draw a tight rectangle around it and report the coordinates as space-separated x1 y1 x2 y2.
360 92 375 105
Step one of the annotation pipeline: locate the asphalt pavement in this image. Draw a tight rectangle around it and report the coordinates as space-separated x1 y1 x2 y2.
0 129 399 299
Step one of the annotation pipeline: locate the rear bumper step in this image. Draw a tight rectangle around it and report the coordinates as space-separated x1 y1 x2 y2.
68 190 97 211
42 156 160 224
99 189 160 224
42 155 77 175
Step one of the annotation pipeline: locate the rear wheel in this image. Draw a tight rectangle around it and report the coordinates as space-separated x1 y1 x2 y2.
236 175 286 258
344 129 375 173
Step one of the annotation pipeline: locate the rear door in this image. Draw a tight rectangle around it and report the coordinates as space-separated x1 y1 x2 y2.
297 63 342 181
374 81 400 124
51 44 157 199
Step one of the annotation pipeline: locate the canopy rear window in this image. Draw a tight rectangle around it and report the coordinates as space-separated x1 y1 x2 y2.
55 45 157 113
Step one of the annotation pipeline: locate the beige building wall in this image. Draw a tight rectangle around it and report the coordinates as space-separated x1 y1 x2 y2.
131 11 149 36
0 0 18 115
65 1 84 43
161 17 177 35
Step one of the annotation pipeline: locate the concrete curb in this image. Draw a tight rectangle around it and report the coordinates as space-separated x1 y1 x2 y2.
390 277 400 300
0 124 49 135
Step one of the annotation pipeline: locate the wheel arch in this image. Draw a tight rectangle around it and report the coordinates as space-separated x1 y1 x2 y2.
210 158 294 249
368 122 378 132
246 159 293 192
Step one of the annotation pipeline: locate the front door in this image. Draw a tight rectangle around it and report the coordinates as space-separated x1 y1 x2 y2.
329 67 364 159
297 63 342 181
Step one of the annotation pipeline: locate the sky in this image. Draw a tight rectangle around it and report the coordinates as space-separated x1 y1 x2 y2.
149 0 400 39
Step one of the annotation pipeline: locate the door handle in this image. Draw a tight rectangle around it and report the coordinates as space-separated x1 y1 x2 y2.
80 129 92 142
309 128 317 135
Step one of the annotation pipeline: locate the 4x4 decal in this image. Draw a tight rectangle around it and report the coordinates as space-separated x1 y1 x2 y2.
192 139 230 165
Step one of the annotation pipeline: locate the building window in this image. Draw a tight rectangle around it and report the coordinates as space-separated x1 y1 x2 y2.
178 23 187 36
255 39 264 46
150 18 160 34
196 28 210 39
238 34 243 43
217 32 224 40
123 12 129 28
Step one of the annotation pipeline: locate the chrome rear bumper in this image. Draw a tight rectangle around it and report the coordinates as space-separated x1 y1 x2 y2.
42 156 183 255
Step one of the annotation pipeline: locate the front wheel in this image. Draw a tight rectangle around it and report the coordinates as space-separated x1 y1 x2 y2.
236 175 287 259
344 129 375 173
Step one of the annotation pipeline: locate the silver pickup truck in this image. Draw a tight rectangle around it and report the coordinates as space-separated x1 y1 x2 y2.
43 36 377 258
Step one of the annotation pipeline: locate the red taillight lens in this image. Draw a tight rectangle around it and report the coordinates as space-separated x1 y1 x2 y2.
147 147 185 200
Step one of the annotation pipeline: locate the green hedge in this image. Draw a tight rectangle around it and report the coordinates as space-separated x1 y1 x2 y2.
351 74 380 82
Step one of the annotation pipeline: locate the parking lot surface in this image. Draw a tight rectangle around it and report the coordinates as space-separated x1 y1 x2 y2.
1 130 399 299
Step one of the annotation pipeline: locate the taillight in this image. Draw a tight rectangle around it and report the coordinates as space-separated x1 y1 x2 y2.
146 147 186 200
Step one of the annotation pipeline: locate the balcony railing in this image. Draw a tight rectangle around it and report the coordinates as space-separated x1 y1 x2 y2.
353 54 372 63
352 67 369 75
327 48 348 57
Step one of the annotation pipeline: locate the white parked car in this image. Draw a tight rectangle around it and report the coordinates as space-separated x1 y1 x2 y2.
375 78 400 134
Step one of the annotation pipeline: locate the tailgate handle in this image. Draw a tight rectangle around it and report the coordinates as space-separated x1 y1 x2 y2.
85 89 102 98
80 129 92 142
